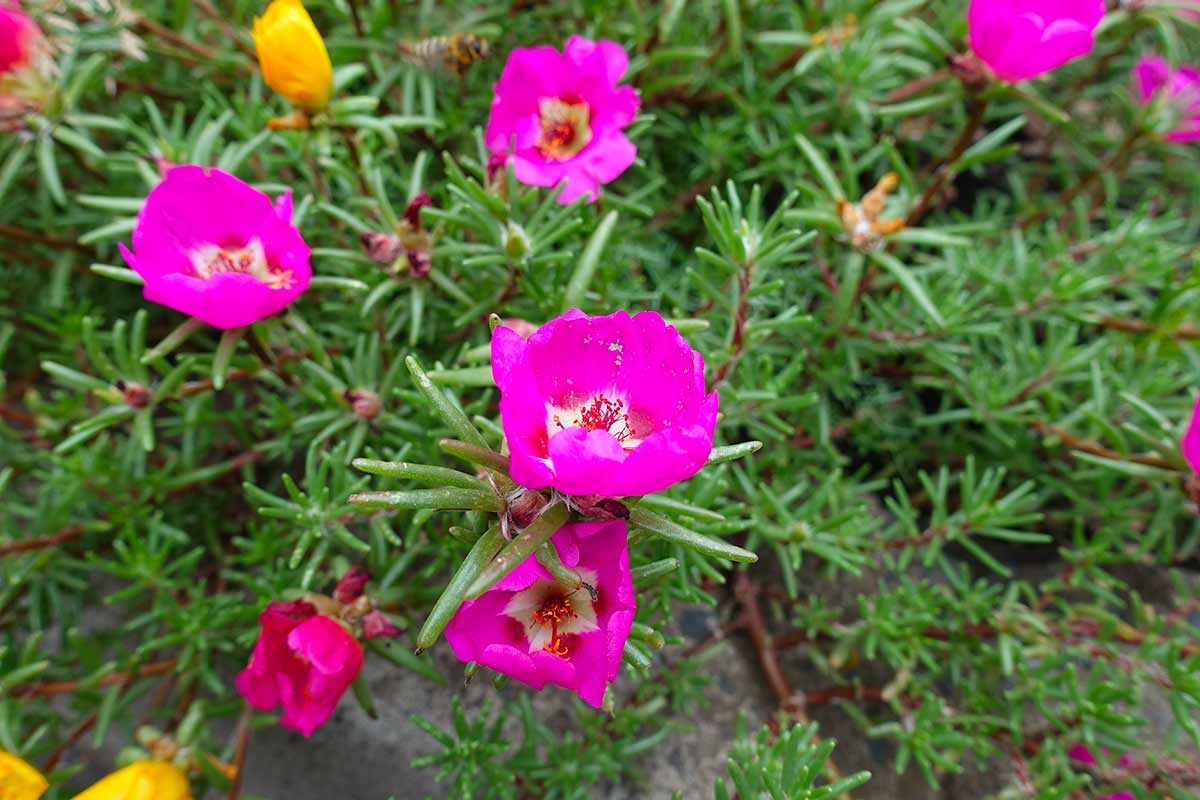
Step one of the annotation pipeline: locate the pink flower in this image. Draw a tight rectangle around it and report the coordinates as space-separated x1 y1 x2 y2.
1068 746 1135 800
444 519 635 707
119 166 311 330
235 600 363 736
1183 394 1200 476
485 36 639 204
1133 57 1200 142
0 3 39 75
491 309 718 497
968 0 1105 82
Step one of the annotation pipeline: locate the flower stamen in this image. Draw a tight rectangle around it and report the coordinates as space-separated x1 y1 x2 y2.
532 595 577 658
536 97 593 161
552 395 639 444
191 238 295 290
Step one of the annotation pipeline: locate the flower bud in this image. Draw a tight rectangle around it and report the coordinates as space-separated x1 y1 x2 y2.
568 494 630 520
402 192 432 228
362 609 399 640
344 389 381 421
252 0 333 113
71 760 192 800
359 232 404 267
115 380 151 408
334 567 370 605
508 489 549 529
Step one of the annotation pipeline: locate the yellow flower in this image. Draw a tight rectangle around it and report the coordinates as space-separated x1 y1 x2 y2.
252 0 333 113
70 761 191 800
0 750 49 800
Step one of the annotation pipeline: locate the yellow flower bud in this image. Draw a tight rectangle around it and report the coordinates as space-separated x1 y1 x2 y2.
252 0 333 113
0 750 49 800
70 760 191 800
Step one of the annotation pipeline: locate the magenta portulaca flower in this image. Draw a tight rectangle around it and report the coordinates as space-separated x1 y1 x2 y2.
0 2 38 75
236 600 363 736
445 519 635 707
1133 57 1200 142
968 0 1105 82
485 36 639 204
492 309 718 497
119 166 311 329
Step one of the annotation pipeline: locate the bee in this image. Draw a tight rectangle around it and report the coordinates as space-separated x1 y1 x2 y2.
399 33 491 76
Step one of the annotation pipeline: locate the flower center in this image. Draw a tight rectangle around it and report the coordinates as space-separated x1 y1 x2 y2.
536 97 592 161
531 596 576 657
189 238 295 290
549 394 642 447
504 573 600 660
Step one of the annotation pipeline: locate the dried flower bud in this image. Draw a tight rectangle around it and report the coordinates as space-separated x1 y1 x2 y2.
569 495 630 520
334 567 370 605
486 151 510 192
344 389 381 421
403 192 433 228
115 380 151 408
266 109 312 131
406 248 432 278
360 231 404 267
362 609 400 640
508 489 549 529
946 52 989 92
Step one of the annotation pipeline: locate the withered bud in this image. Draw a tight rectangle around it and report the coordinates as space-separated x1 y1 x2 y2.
508 489 550 529
334 567 370 605
407 248 432 278
946 52 989 92
360 231 405 266
403 192 433 228
0 96 34 134
115 379 152 408
362 609 400 640
344 389 382 421
570 495 630 520
266 109 312 131
486 152 510 191
861 172 898 220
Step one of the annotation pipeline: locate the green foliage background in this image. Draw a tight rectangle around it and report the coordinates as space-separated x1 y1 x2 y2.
2 0 1199 798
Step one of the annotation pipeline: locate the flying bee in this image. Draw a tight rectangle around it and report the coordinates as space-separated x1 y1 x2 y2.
399 33 491 76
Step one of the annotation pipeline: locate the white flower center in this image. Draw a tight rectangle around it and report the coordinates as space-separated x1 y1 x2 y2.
503 571 599 658
189 238 294 290
545 391 645 449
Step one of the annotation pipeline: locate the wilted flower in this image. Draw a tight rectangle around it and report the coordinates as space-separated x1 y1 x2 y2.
119 166 311 330
0 749 48 800
71 760 191 800
0 2 39 76
491 309 718 497
1133 57 1200 142
1068 745 1135 800
968 0 1105 82
235 600 363 737
485 36 639 204
444 519 635 707
837 172 906 249
252 0 332 113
